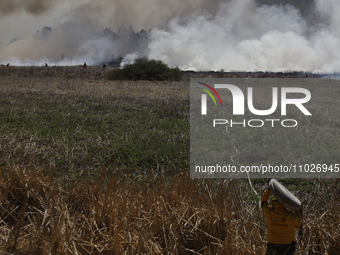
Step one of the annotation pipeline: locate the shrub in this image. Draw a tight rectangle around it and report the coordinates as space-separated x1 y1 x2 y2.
217 68 225 78
107 58 182 81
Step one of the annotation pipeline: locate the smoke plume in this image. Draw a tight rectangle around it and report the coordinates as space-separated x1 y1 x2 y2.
148 0 340 72
2 0 340 72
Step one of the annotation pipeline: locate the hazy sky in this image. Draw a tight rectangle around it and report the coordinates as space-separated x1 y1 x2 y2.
1 1 66 43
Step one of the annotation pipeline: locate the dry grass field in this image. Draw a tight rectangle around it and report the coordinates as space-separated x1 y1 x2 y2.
0 66 339 254
0 66 189 98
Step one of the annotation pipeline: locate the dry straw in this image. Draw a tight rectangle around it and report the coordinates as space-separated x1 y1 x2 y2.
0 164 338 254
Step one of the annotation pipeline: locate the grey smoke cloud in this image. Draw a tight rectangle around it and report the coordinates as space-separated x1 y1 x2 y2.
0 0 227 65
1 0 340 73
0 0 61 16
256 0 314 12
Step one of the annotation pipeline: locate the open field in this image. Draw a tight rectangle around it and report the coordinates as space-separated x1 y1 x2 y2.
0 66 339 254
0 66 190 178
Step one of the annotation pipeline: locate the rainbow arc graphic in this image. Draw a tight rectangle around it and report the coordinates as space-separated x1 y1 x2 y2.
196 82 222 115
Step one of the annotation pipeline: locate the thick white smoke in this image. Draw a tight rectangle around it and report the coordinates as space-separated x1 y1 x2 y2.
2 0 340 72
147 0 340 72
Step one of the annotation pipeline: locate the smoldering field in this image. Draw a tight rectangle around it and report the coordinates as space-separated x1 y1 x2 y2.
0 66 339 254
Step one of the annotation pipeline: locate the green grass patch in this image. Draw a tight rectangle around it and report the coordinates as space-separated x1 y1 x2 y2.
0 91 189 176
